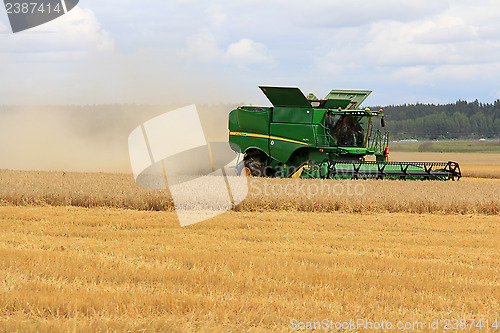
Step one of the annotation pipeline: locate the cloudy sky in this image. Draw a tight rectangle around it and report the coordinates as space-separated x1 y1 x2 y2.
1 0 500 106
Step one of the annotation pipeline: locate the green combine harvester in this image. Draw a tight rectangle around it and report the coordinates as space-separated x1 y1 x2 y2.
228 86 461 180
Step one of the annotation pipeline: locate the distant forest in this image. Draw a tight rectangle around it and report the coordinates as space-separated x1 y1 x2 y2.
374 100 500 140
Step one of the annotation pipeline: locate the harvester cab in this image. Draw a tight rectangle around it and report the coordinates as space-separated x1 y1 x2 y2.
228 86 461 180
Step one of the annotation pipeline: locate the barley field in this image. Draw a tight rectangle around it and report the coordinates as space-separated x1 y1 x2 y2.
0 163 499 332
0 170 499 215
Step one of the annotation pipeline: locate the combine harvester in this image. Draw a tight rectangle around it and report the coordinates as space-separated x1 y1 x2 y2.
228 86 461 180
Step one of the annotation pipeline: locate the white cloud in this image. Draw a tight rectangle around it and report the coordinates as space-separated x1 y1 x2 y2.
50 7 114 52
412 16 477 45
3 0 500 105
208 4 227 27
0 20 7 32
186 30 222 63
0 6 116 104
314 2 500 96
370 14 500 68
224 38 273 65
0 7 113 54
185 32 274 68
286 0 449 28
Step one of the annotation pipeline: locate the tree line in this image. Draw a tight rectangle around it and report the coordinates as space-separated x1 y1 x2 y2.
374 99 500 140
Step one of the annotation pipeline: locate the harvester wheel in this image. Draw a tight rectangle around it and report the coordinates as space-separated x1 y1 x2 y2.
246 160 264 177
243 151 266 177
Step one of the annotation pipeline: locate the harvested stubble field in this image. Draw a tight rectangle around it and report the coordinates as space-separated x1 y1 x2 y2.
0 207 499 332
0 169 499 332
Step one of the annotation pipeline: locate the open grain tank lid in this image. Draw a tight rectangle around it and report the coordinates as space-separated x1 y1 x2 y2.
325 89 372 110
259 86 311 107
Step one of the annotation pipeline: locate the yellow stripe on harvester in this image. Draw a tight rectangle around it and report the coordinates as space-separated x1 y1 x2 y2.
229 132 269 140
229 132 309 146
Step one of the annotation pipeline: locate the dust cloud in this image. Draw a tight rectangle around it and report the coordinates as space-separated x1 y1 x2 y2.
0 103 236 173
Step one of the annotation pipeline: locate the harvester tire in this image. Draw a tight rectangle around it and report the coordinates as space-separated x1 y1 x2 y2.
246 160 264 177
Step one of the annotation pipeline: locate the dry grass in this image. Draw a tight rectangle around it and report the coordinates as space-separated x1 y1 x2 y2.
241 177 500 215
0 206 498 332
460 165 500 179
389 152 500 165
0 170 499 215
0 170 173 211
